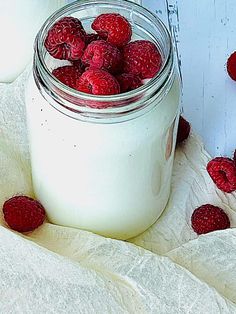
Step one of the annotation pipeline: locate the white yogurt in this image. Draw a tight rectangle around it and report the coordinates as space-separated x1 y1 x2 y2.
25 73 180 239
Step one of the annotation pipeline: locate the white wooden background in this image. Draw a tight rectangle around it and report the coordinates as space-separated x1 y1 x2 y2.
142 0 236 158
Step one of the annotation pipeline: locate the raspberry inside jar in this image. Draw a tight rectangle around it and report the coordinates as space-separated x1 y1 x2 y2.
44 13 163 102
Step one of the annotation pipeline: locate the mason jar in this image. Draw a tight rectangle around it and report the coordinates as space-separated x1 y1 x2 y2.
25 0 180 240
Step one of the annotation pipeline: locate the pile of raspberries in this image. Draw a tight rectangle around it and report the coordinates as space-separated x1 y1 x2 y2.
44 14 162 100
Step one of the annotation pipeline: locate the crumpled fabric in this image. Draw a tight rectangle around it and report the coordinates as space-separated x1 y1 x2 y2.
0 70 236 313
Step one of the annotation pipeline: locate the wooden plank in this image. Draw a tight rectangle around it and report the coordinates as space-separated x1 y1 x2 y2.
143 0 236 157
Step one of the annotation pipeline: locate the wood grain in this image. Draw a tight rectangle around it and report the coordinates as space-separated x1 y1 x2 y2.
143 0 236 157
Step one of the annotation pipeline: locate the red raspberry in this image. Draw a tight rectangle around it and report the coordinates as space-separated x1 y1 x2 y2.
76 69 120 95
207 157 236 193
45 17 86 60
122 40 162 79
52 65 84 89
3 196 46 233
76 69 120 108
176 116 191 144
85 33 101 45
227 51 236 81
92 13 132 47
116 73 143 93
76 68 120 96
72 59 86 71
191 204 230 235
82 40 122 74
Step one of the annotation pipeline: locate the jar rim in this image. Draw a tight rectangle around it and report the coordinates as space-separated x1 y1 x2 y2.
34 0 174 117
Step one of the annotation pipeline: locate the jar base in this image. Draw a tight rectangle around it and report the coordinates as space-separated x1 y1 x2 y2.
46 198 169 241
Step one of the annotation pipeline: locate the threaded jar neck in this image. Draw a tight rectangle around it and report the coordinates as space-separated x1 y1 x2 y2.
34 0 175 123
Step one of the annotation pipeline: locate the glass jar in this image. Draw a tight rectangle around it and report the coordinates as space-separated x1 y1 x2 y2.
0 0 65 82
25 0 180 240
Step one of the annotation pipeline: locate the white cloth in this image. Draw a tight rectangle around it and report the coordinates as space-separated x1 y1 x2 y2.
0 70 236 313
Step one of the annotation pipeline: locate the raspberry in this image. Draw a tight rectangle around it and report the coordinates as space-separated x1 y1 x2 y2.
76 68 120 96
72 59 86 71
85 33 101 45
116 73 143 93
3 196 46 232
191 204 230 235
82 40 122 74
45 17 86 60
122 40 162 79
227 51 236 81
92 13 132 47
52 65 84 89
207 157 236 193
176 116 191 144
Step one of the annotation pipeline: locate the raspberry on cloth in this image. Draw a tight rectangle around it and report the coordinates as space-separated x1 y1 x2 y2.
176 116 191 144
207 157 236 193
3 196 45 232
191 204 230 235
